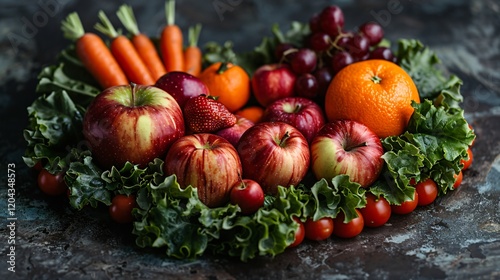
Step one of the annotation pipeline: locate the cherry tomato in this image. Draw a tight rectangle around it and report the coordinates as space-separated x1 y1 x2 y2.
289 217 305 248
453 171 463 189
37 169 67 196
461 148 473 171
230 179 265 215
391 191 419 215
332 209 364 238
359 194 391 228
415 178 438 206
304 217 334 241
409 178 417 185
109 194 137 224
33 161 44 172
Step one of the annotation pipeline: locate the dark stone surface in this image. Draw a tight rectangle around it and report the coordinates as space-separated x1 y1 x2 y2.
1 0 499 279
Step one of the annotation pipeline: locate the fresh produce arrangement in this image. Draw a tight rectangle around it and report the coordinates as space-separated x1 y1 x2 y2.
23 1 476 261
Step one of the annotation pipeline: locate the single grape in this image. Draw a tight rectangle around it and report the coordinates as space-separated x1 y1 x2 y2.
333 32 352 51
309 13 321 33
359 22 384 46
313 67 333 97
319 5 345 37
309 32 331 52
295 73 319 99
274 43 296 62
290 48 317 74
347 34 370 60
331 51 354 73
369 47 396 62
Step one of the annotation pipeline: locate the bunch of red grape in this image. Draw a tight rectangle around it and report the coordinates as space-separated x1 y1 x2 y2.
275 5 396 102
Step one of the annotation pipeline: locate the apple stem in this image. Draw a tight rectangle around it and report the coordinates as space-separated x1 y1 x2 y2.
130 82 137 106
278 131 291 147
345 141 368 151
236 172 246 189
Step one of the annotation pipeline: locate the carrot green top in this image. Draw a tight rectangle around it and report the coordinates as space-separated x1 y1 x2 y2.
166 0 176 26
61 12 85 41
116 4 140 36
188 24 202 47
94 10 121 38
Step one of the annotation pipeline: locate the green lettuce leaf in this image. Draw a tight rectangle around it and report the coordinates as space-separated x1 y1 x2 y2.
309 176 365 222
271 185 310 220
101 158 166 195
405 100 474 193
204 184 310 261
66 157 168 210
377 100 474 199
26 90 84 146
132 180 350 261
330 175 366 222
396 39 463 110
66 155 110 209
22 91 86 173
370 141 423 205
23 44 100 174
36 63 99 106
133 175 210 260
212 207 295 261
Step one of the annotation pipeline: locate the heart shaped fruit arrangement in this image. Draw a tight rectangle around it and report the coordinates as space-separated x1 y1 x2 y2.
24 1 475 261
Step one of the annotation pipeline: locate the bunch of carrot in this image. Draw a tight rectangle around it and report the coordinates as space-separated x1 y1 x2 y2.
60 0 203 90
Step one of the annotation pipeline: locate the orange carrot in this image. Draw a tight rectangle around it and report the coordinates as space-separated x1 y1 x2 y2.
94 11 155 86
116 5 166 81
184 24 202 77
61 12 128 89
160 0 185 72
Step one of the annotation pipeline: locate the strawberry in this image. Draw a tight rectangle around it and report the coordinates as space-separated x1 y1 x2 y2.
184 95 237 133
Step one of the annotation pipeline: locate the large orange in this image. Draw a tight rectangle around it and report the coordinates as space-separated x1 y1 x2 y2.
325 59 420 138
198 62 250 112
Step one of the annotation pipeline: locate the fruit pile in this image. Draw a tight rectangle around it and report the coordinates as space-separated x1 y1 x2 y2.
24 2 475 261
270 5 395 103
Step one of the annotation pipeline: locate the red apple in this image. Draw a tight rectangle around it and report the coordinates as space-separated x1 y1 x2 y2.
83 84 185 169
251 64 297 107
164 134 242 208
310 120 384 187
237 122 310 195
215 115 254 147
230 179 265 214
154 71 209 108
262 97 325 143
